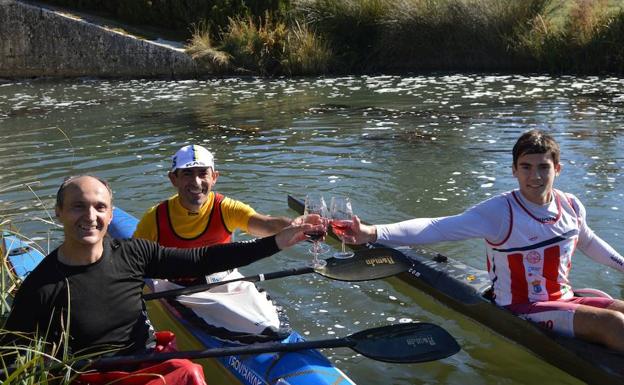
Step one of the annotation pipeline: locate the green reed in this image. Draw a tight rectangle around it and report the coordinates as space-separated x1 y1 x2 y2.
0 183 77 385
184 0 624 74
186 13 331 76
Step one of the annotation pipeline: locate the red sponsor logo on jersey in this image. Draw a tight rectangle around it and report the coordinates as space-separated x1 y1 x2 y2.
526 250 541 264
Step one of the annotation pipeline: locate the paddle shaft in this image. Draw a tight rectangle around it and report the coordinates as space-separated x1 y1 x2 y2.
88 338 352 370
144 266 314 300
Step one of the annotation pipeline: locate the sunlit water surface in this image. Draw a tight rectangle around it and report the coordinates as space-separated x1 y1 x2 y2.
2 74 624 385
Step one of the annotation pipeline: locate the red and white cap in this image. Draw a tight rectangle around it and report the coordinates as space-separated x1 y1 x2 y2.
171 145 215 171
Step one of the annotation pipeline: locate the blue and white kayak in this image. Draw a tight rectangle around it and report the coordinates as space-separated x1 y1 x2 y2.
109 206 356 385
1 232 44 282
1 232 46 312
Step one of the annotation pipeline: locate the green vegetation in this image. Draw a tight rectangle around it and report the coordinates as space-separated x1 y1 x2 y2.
33 1 624 80
0 186 80 385
184 0 624 75
0 230 67 385
188 15 331 75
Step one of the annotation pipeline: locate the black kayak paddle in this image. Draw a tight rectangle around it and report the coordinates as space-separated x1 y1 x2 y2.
144 247 412 300
84 322 460 370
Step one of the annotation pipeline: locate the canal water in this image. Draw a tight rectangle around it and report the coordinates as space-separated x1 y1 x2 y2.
2 74 623 384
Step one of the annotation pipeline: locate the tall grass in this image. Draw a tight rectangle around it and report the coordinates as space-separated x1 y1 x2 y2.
35 0 624 74
0 185 76 384
294 0 390 71
285 21 332 75
296 0 554 72
185 0 624 75
186 13 331 75
513 0 624 73
186 22 233 74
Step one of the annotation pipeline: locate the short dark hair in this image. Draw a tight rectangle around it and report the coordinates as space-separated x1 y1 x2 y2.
512 129 560 167
55 175 113 209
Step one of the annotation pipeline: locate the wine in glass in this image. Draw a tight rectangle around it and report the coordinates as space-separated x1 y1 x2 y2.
330 196 355 259
303 194 328 268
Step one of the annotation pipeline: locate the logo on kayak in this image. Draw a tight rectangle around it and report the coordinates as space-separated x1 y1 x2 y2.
526 251 541 264
531 280 542 294
228 356 264 385
407 335 436 346
366 256 395 267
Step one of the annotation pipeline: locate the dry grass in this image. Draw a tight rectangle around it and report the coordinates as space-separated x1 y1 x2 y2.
186 22 232 73
186 13 332 75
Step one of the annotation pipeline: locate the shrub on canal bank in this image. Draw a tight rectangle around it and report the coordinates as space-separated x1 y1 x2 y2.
187 14 332 75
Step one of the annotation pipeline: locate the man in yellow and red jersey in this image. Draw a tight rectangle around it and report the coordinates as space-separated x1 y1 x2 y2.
134 144 292 250
133 144 295 334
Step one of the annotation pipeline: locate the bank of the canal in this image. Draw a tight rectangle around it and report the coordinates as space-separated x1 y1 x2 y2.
0 0 205 79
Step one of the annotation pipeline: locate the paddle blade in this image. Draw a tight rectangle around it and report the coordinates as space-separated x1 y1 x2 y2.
350 323 460 363
317 247 412 281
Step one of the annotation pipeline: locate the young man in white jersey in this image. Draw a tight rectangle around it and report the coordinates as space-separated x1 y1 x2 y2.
341 129 624 351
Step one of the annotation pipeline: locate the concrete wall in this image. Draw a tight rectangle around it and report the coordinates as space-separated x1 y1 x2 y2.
0 0 207 79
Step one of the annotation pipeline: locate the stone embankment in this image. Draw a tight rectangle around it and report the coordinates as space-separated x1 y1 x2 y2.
0 0 207 79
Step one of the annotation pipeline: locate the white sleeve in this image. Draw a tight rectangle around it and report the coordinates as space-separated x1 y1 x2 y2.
375 195 510 246
574 196 624 273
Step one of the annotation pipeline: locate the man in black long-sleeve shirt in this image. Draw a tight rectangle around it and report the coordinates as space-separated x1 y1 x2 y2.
3 175 319 385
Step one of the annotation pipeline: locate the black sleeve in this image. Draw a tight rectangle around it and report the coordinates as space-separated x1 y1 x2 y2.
3 283 37 334
126 236 281 279
1 276 44 349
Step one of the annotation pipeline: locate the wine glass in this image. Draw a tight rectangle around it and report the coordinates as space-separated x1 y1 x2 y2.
303 194 329 268
330 196 355 259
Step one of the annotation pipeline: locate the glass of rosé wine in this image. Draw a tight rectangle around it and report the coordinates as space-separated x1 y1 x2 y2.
303 194 329 268
330 196 355 259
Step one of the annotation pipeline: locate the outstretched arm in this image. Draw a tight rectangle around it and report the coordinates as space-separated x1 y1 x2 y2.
574 197 624 272
247 213 294 237
140 218 323 278
579 233 624 273
340 195 510 246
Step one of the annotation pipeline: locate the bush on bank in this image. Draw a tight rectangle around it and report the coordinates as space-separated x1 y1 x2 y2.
187 14 332 75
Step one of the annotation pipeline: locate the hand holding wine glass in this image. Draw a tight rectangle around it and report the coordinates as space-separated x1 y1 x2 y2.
330 196 355 259
303 194 329 268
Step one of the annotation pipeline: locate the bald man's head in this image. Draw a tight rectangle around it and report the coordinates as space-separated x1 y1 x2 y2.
55 175 113 210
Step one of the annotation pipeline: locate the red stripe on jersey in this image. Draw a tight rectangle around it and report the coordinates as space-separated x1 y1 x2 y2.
544 245 562 300
486 199 513 246
508 253 528 304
